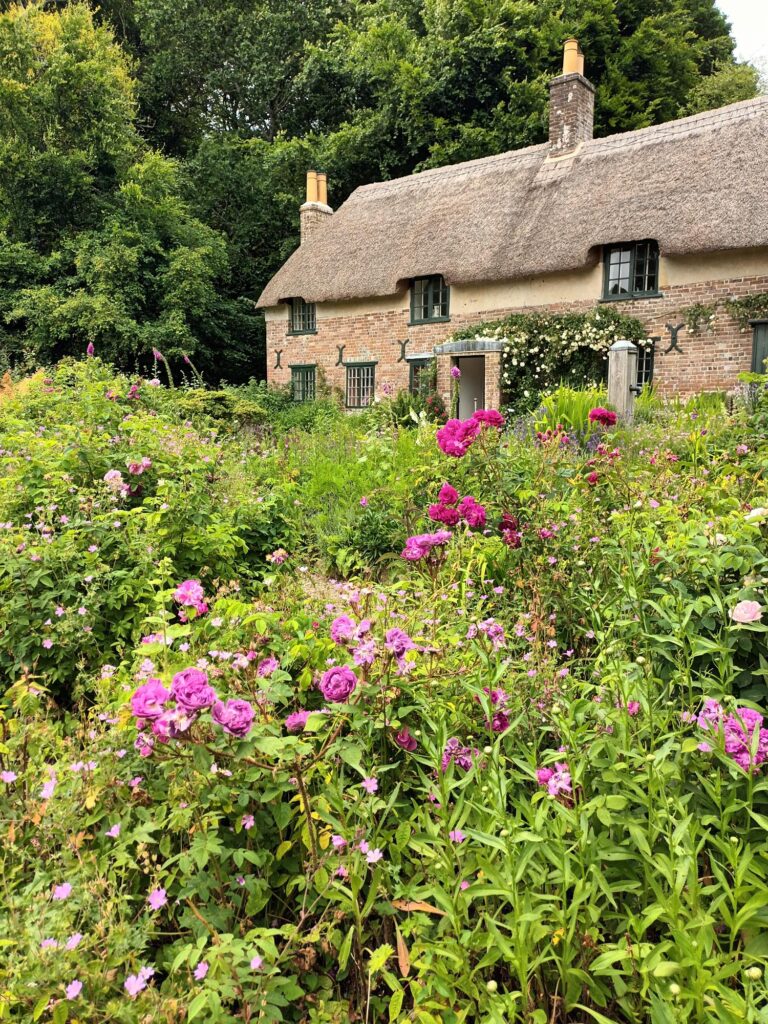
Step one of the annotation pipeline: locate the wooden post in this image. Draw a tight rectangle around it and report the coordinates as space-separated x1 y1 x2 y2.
607 339 638 422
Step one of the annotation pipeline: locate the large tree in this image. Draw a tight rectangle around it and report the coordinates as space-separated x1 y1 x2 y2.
0 2 262 378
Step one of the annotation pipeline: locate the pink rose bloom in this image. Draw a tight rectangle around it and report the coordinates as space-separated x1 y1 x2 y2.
731 600 762 624
588 407 617 427
319 665 358 703
428 503 461 526
330 615 356 644
285 709 310 733
211 699 255 737
170 668 217 712
174 579 205 607
472 408 505 429
401 530 452 562
257 655 279 677
130 680 170 720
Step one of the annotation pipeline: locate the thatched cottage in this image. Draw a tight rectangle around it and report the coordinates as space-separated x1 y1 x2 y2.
258 40 768 414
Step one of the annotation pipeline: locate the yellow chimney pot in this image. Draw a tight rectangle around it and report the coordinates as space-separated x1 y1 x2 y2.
316 172 327 206
563 38 584 76
306 169 318 204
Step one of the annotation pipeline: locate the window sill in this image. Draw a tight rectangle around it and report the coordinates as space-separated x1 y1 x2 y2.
287 329 318 336
599 293 663 303
408 316 451 326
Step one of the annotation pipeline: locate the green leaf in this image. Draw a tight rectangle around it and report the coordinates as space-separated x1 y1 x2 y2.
187 992 209 1021
652 962 680 978
337 926 354 972
368 943 394 974
389 988 405 1021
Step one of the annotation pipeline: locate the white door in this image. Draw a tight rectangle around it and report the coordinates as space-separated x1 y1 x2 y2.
457 357 485 419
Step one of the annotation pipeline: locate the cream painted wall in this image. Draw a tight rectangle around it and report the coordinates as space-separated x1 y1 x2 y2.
261 247 768 322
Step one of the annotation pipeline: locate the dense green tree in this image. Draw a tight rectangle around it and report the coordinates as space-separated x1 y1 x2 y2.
0 3 262 378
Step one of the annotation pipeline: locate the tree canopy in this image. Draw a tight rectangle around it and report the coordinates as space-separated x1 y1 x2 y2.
0 0 760 381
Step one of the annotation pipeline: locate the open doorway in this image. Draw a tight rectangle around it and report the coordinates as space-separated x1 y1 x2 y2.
456 356 485 418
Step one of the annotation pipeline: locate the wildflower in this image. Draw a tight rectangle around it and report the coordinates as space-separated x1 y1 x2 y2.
331 834 347 849
41 770 57 799
106 823 121 839
241 814 255 830
360 496 368 507
285 709 310 733
257 655 279 676
147 888 167 911
385 628 416 661
449 829 465 843
250 956 263 970
86 342 95 357
319 665 358 703
41 938 58 949
266 548 288 565
366 847 384 864
441 737 479 772
1 771 17 783
731 600 762 624
586 471 599 486
401 530 452 561
65 980 83 1000
211 699 255 737
124 966 154 998
536 762 572 797
194 961 209 980
65 933 83 950
53 882 72 900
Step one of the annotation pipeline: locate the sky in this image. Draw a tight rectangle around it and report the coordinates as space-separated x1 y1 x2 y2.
716 0 768 69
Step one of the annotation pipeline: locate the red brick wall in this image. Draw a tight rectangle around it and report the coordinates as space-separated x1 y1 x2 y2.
265 273 768 406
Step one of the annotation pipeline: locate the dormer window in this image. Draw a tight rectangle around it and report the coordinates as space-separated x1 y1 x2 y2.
289 297 316 334
602 241 659 300
410 276 450 324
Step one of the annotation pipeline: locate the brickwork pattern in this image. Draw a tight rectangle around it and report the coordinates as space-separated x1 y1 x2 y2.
266 273 768 410
548 73 595 155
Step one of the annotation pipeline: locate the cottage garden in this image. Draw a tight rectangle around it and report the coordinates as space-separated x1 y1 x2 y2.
1 356 768 1024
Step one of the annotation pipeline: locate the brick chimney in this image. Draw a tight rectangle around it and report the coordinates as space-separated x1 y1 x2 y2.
548 39 594 156
300 169 332 244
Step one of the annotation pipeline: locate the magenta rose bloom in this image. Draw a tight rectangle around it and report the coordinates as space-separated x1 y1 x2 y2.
588 407 618 427
130 680 170 719
436 418 481 457
458 496 486 528
472 409 505 429
319 665 358 703
428 503 461 526
394 727 417 752
438 483 459 506
285 710 310 733
212 699 255 737
330 615 356 644
170 668 217 712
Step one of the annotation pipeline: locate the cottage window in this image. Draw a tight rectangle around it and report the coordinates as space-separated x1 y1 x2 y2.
289 298 317 333
636 340 655 389
290 364 316 402
345 363 376 408
603 241 659 300
410 276 450 323
409 358 433 396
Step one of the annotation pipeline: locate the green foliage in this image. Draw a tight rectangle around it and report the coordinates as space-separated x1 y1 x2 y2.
534 384 609 435
683 301 718 334
725 293 768 331
3 362 768 1021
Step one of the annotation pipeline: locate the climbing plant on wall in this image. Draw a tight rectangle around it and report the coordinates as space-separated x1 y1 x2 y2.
448 306 647 413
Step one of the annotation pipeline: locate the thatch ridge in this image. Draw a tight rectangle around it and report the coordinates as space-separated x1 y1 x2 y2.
258 96 768 307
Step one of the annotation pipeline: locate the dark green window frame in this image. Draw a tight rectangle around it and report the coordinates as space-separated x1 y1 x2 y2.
290 364 316 402
409 358 433 396
345 362 376 409
288 298 317 334
602 241 660 301
410 276 450 324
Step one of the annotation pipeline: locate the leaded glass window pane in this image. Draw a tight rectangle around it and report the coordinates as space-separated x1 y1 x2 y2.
345 364 375 408
291 365 316 402
604 242 659 299
411 276 450 322
290 298 316 333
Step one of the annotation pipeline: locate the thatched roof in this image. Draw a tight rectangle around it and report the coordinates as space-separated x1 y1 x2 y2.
257 96 768 307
